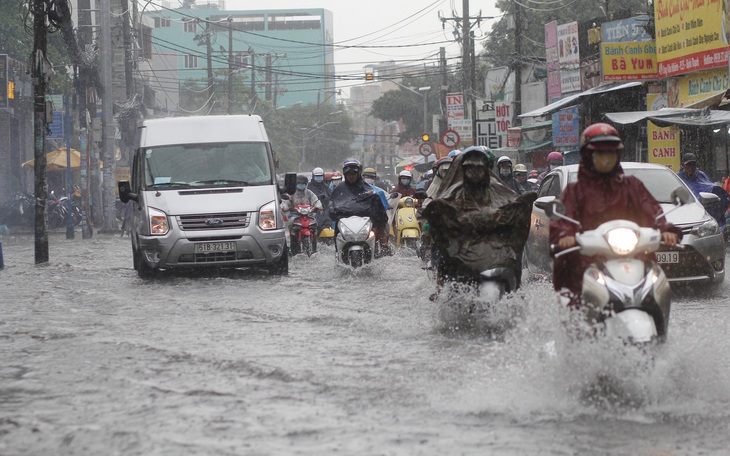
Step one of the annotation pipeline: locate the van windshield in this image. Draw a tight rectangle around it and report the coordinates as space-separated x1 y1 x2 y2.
143 142 272 188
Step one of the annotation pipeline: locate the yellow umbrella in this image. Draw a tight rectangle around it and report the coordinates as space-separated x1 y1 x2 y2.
21 148 101 171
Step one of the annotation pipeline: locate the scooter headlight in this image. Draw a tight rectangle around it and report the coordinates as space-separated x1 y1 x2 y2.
298 206 311 216
340 220 372 242
691 218 719 238
605 227 639 255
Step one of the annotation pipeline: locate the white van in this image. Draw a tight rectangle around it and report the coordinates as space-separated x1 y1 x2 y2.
117 115 296 278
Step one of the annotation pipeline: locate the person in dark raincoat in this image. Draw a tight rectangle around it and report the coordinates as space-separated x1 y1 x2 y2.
676 153 730 236
307 166 333 235
329 158 389 245
422 146 536 294
496 155 524 194
549 123 680 300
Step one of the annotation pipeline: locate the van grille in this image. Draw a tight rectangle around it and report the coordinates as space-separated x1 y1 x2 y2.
178 212 250 230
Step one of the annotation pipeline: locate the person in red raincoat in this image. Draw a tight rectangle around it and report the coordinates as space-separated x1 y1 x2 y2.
549 123 681 300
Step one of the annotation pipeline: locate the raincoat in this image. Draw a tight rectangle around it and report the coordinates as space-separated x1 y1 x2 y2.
550 159 680 294
677 167 729 231
307 180 333 232
422 153 536 286
329 177 388 232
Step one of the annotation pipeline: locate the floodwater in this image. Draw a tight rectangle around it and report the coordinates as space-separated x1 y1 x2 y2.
1 232 729 455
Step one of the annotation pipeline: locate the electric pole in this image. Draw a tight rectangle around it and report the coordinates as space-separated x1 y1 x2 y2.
32 0 49 263
101 0 116 232
227 16 233 114
514 0 523 119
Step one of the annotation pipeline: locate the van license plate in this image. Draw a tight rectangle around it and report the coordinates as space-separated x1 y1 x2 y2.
656 251 679 263
195 242 236 253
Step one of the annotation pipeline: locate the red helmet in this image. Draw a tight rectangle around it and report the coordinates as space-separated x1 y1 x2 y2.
528 169 539 178
547 151 563 162
579 123 625 151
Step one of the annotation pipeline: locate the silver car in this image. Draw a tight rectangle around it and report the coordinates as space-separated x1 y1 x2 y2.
524 162 725 286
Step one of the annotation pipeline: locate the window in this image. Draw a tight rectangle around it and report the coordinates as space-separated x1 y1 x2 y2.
153 17 170 28
184 55 198 68
183 19 197 33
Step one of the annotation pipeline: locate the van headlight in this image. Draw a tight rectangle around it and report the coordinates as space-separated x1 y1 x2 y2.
691 218 720 238
148 207 169 235
259 200 278 230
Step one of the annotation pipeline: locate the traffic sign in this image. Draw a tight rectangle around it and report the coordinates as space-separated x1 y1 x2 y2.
419 142 433 157
441 129 460 147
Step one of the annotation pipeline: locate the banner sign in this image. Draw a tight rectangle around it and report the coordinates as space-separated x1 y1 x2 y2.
558 21 581 94
601 41 658 81
545 21 562 103
674 67 729 107
654 0 730 77
647 121 680 170
494 102 512 135
602 15 653 43
507 127 521 148
552 106 579 147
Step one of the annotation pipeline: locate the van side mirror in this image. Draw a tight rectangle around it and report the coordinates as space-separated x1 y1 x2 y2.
118 180 138 203
283 173 297 195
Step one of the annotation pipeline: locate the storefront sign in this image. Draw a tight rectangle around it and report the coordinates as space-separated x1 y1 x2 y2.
552 106 579 147
647 121 680 170
601 41 658 81
558 21 581 94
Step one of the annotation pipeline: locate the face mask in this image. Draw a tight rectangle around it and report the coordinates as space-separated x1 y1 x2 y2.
313 176 324 183
592 151 619 174
296 183 307 191
364 178 375 185
464 165 486 183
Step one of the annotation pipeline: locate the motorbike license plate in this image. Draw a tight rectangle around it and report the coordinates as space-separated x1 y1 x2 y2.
656 251 679 263
194 241 236 253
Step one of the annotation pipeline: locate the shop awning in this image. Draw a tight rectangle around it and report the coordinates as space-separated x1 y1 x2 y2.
493 140 553 154
604 107 730 127
519 82 643 118
684 90 728 109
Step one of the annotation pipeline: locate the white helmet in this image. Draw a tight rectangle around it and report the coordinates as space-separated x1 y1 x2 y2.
497 155 512 165
312 167 324 176
399 170 412 178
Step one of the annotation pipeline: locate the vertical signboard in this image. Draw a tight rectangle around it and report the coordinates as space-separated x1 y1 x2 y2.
494 102 512 136
475 120 501 149
552 106 579 147
446 93 464 125
0 54 7 109
648 121 680 170
545 21 561 103
557 21 581 94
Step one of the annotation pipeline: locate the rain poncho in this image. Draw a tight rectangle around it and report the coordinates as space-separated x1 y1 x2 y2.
329 177 388 230
677 167 729 229
422 153 536 286
307 180 333 231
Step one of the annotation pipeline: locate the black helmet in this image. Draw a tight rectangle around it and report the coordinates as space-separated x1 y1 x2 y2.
342 158 362 176
461 145 495 169
296 175 308 185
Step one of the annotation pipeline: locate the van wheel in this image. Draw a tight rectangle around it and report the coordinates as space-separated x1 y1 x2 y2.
134 246 155 279
268 252 289 275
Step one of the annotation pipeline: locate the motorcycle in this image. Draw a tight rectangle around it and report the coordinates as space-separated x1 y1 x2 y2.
542 186 690 345
289 204 318 257
335 215 375 269
392 194 421 250
318 225 335 246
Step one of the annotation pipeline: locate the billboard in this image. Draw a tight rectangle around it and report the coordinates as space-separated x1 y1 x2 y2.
552 106 579 147
557 21 581 94
545 21 561 103
601 41 658 81
654 0 730 77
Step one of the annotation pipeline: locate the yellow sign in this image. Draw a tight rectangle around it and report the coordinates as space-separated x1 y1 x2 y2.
601 41 658 80
647 121 680 170
674 67 729 107
654 0 730 77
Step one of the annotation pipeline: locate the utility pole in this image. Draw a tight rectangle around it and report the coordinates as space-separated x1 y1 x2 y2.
462 0 471 144
439 47 448 139
513 0 523 119
32 0 49 263
101 0 116 232
227 16 233 114
265 54 272 102
249 48 257 104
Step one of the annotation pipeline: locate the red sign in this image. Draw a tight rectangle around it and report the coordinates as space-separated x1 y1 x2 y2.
507 128 521 148
441 129 460 147
419 143 433 157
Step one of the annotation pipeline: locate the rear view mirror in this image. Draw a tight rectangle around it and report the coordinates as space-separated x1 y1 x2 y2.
671 186 691 205
117 180 138 203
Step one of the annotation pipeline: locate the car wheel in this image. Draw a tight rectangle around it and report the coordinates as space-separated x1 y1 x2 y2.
267 252 289 275
134 246 155 279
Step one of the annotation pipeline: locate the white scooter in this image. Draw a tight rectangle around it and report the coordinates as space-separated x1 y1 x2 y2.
335 216 376 269
542 186 690 345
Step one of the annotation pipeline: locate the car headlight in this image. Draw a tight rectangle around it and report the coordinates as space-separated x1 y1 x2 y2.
340 219 372 242
148 207 169 235
691 218 720 238
259 200 278 230
605 227 639 255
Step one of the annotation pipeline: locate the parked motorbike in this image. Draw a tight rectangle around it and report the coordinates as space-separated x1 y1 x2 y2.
289 204 318 256
0 192 35 227
542 186 690 345
335 215 375 269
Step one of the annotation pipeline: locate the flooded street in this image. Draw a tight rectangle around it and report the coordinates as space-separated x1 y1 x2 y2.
1 232 729 455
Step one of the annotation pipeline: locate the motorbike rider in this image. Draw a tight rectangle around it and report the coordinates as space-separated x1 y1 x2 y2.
537 151 564 185
513 164 532 193
677 152 730 237
307 166 333 234
423 145 536 298
550 123 680 301
496 155 524 194
363 167 394 256
281 175 323 255
393 170 417 196
329 171 343 191
329 159 389 252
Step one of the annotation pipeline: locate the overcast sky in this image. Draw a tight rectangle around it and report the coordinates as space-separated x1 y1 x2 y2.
226 0 502 93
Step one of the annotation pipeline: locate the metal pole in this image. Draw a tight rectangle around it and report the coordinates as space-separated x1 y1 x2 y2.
423 91 428 135
32 0 49 263
65 94 74 239
227 16 233 114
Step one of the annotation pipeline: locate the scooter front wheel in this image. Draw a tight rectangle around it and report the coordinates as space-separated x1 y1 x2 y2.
350 250 363 268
